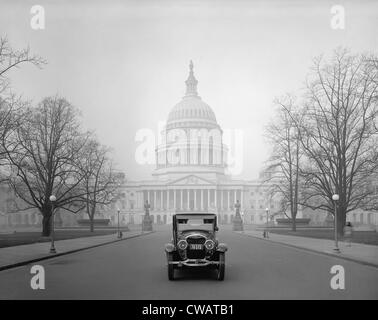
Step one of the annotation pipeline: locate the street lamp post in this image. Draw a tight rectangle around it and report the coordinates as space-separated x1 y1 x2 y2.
332 194 340 253
265 208 269 238
49 195 57 254
117 209 121 238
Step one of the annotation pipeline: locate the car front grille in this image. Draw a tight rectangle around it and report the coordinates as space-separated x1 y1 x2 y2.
186 236 206 259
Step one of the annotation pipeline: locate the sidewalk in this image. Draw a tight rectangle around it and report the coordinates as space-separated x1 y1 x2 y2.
237 230 378 268
0 230 153 271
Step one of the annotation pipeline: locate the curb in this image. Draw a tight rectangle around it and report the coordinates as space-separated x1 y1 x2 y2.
236 231 378 269
0 231 155 272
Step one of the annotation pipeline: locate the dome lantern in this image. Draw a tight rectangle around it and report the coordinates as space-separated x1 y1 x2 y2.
185 60 198 97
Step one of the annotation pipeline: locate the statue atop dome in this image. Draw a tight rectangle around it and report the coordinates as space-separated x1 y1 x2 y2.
185 60 198 97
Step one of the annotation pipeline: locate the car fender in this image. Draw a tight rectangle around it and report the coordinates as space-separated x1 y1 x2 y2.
164 243 175 253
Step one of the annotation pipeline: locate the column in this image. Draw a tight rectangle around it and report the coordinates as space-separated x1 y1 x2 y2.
137 191 140 209
215 189 217 211
201 189 204 211
241 189 243 208
208 189 210 208
161 190 163 209
194 189 197 210
234 189 237 204
147 190 150 204
227 190 230 210
221 190 224 210
154 190 157 210
174 190 177 211
167 190 170 210
180 190 183 210
187 189 190 210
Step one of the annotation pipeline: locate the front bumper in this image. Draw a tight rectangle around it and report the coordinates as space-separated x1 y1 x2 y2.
169 259 219 267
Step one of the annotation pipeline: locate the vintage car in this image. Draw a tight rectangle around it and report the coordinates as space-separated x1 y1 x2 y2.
164 213 228 281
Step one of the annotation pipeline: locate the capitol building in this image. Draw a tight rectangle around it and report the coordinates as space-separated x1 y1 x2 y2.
114 61 283 226
2 62 377 230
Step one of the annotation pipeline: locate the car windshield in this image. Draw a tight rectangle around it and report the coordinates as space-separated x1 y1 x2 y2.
176 217 214 232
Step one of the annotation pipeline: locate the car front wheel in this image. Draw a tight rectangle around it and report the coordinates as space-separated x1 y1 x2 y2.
167 252 175 280
217 252 225 281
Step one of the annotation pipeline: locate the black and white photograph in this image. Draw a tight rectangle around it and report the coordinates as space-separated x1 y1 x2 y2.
0 0 377 309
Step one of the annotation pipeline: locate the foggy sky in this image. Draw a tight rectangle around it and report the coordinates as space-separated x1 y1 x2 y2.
1 0 377 181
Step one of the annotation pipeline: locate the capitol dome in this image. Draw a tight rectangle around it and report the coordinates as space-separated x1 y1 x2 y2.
166 61 219 130
154 61 228 179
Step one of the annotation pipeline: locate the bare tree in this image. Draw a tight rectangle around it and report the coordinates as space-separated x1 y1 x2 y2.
3 96 90 236
0 37 45 176
78 138 122 232
0 95 26 173
264 94 303 231
295 49 378 236
0 37 46 93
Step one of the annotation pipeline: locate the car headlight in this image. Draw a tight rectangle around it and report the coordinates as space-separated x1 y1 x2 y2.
177 239 188 250
204 239 215 250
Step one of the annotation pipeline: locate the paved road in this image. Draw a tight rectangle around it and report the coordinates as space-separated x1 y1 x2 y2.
0 226 377 299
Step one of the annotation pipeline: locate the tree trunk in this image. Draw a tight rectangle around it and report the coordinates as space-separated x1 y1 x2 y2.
337 207 346 237
41 204 53 236
90 217 94 232
88 205 96 232
292 216 296 231
42 215 51 237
